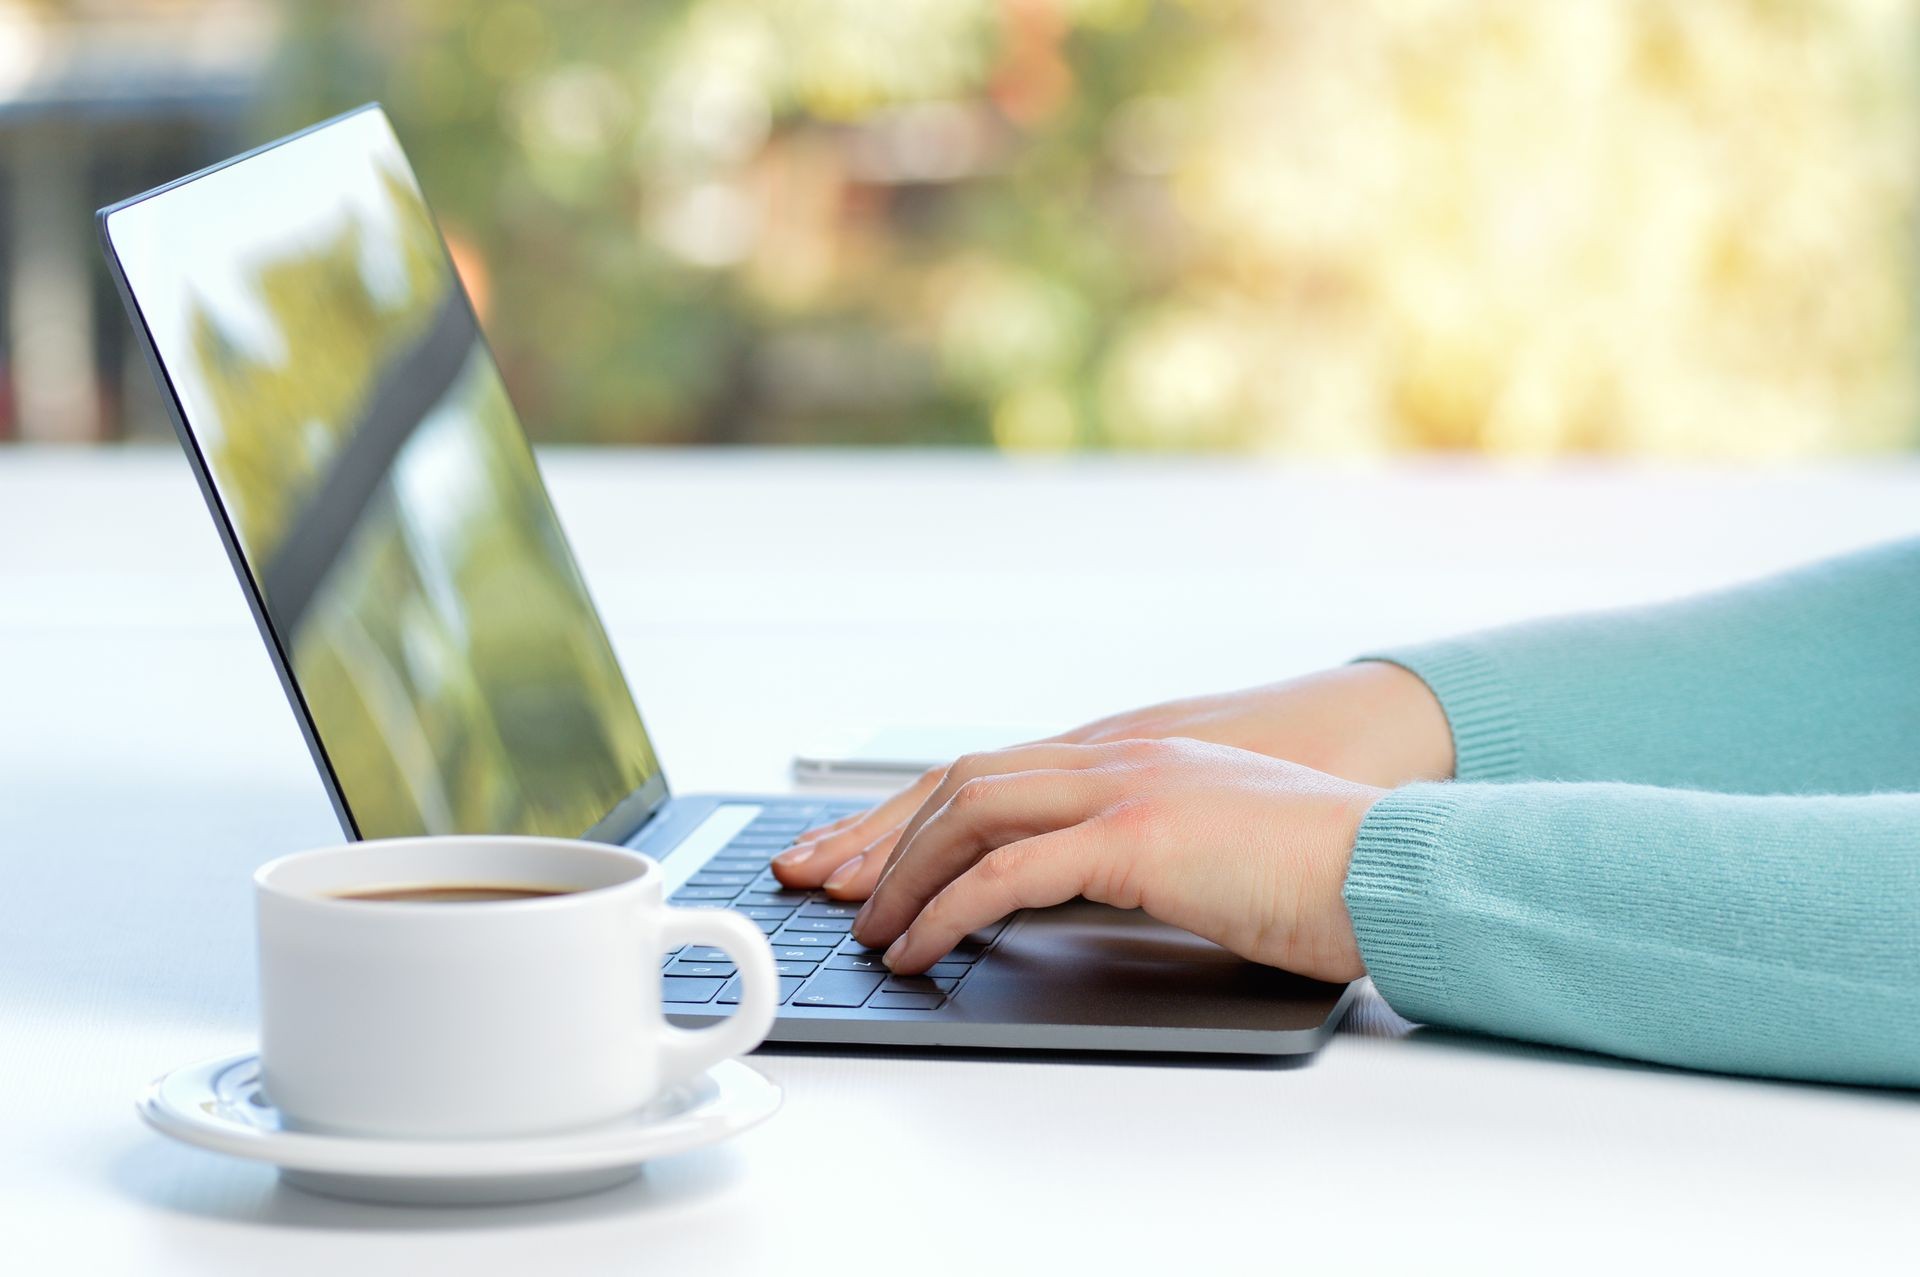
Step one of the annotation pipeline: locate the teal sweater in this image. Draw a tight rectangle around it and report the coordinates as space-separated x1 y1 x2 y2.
1345 538 1920 1088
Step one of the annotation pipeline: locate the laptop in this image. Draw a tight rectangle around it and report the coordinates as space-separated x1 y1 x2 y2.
97 104 1355 1056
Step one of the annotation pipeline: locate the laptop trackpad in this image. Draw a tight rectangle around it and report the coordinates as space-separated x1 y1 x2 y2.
958 900 1347 1032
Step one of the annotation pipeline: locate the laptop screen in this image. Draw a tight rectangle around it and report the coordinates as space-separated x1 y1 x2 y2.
102 107 663 840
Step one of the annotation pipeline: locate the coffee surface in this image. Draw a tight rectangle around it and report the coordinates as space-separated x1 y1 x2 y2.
335 885 572 904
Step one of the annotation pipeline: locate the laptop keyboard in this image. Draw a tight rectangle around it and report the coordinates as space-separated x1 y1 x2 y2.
659 801 1004 1013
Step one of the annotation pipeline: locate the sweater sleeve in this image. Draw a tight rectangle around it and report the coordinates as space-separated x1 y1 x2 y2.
1358 537 1920 794
1344 782 1920 1087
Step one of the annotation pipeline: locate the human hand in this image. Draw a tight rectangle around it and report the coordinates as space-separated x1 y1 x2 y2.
837 738 1381 979
773 661 1446 900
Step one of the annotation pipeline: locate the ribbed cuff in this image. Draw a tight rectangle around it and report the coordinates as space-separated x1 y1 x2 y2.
1355 641 1525 781
1342 785 1464 1025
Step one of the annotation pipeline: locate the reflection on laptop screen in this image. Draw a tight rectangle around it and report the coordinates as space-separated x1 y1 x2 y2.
105 108 660 840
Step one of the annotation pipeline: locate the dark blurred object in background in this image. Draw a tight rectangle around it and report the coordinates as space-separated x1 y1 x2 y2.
5 0 1918 456
1 0 276 444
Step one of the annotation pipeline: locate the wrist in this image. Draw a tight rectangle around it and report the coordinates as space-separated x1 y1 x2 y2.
1331 661 1455 785
1284 778 1383 983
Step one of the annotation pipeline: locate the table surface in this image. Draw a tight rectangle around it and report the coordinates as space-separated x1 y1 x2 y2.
3 448 1917 1274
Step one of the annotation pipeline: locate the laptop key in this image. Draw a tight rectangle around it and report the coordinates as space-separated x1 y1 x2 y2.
736 891 812 908
687 872 755 888
681 947 729 963
790 972 884 1008
771 929 838 948
785 917 852 934
775 960 820 978
707 854 772 869
798 901 861 920
773 945 827 963
666 960 735 979
824 953 889 973
927 962 970 980
881 975 957 996
836 938 888 956
671 886 737 901
753 918 781 935
662 977 725 1003
718 976 806 1005
707 865 768 880
739 906 795 922
870 991 944 1011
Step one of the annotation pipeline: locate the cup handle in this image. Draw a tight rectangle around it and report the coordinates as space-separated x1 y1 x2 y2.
656 907 779 1084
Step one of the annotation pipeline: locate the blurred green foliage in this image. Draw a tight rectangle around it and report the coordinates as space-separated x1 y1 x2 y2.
263 0 1226 447
258 1 1920 456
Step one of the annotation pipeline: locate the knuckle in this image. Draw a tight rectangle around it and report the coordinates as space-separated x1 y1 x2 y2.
1104 796 1163 843
950 775 1000 810
973 843 1022 886
950 750 994 778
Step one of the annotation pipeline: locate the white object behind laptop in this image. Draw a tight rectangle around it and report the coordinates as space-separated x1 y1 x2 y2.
791 725 1050 788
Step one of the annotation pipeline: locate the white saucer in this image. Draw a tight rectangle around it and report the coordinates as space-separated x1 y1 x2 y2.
137 1051 781 1206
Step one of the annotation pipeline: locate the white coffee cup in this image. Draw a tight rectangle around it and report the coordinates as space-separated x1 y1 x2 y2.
254 836 777 1140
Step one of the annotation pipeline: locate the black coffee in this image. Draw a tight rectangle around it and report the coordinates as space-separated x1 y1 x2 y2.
335 885 573 904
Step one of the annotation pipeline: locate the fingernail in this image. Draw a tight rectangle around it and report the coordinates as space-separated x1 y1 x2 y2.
852 898 874 935
822 854 865 891
773 843 814 867
883 935 909 971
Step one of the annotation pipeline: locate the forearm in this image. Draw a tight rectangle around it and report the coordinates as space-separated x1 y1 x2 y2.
1360 537 1920 793
1344 782 1920 1087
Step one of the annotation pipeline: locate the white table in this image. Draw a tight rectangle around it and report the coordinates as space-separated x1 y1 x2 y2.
3 448 1916 1274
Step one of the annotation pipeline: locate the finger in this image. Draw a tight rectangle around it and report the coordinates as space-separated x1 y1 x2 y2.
853 764 1118 946
771 812 864 868
811 821 913 899
784 745 1098 889
818 831 901 900
881 826 1101 973
865 742 1122 891
796 811 862 842
782 809 873 863
771 768 943 885
772 816 912 888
